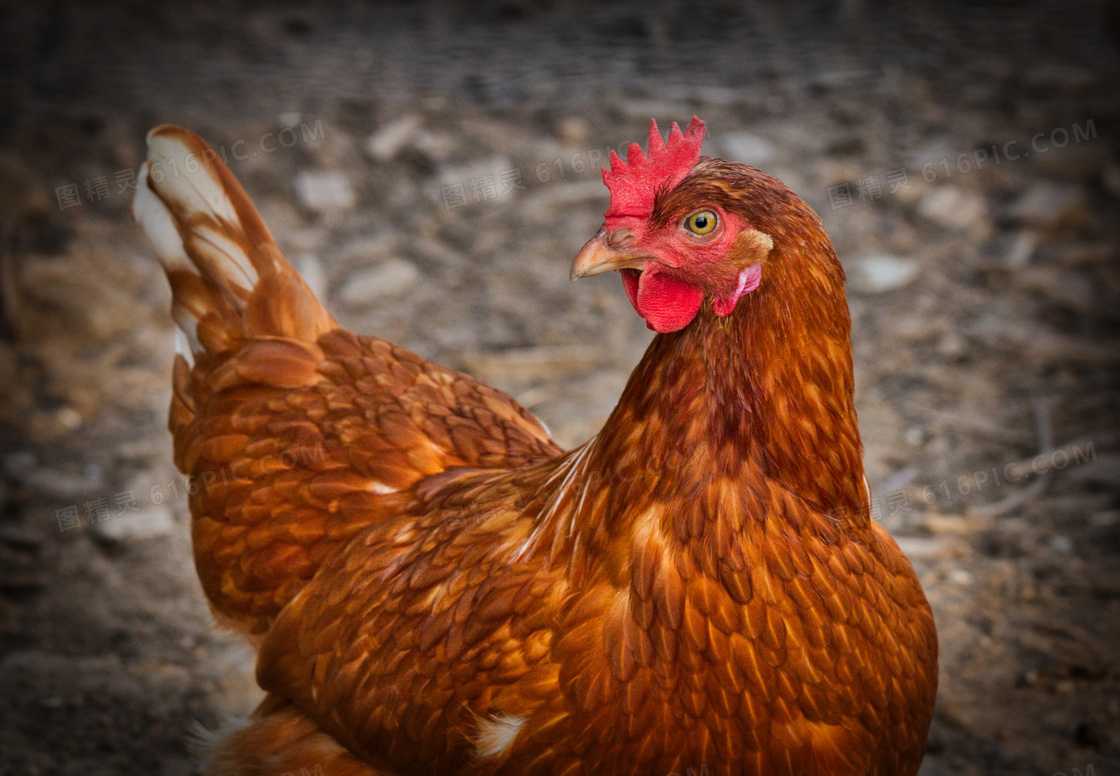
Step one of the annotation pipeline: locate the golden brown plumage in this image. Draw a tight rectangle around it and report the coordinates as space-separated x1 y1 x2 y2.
133 118 936 775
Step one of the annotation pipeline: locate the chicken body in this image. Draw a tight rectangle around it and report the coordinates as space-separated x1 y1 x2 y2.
133 122 937 776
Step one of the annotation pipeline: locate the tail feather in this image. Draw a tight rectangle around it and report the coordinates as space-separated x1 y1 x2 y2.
131 126 399 638
131 125 334 354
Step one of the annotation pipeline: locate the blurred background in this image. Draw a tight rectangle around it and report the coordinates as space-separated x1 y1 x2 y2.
0 1 1117 773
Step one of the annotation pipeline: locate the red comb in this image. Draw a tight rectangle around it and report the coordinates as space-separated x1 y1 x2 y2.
602 116 706 222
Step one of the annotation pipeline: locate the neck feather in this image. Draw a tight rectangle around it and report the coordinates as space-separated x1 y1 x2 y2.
574 236 866 564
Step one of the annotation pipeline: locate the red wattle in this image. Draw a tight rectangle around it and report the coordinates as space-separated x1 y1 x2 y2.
621 269 703 333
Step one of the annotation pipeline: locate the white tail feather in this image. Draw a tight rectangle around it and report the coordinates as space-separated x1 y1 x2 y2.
132 163 196 276
133 124 334 355
136 128 260 293
146 132 241 224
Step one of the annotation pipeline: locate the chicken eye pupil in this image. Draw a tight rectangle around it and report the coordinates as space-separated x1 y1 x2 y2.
687 211 717 235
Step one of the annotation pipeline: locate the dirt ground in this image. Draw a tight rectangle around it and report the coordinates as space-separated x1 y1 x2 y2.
0 1 1118 774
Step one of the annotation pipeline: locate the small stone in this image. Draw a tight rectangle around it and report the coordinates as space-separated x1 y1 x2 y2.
364 116 423 162
1054 679 1076 694
948 568 973 586
718 132 777 166
1004 231 1038 269
894 536 950 559
848 254 921 293
338 260 421 306
905 136 959 172
437 155 516 207
1006 180 1084 228
1048 535 1074 554
92 501 177 543
293 170 356 213
411 131 458 164
936 331 967 359
22 466 101 500
556 117 591 146
54 406 83 430
904 427 925 446
917 186 990 236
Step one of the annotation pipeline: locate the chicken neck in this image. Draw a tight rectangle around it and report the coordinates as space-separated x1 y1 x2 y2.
572 239 868 574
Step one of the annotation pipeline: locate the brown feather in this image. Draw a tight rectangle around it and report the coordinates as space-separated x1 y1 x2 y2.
136 127 935 775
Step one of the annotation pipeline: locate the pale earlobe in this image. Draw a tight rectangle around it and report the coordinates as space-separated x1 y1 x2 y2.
712 263 763 317
732 229 775 267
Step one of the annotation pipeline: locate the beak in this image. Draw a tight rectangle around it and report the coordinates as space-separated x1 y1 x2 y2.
570 228 653 281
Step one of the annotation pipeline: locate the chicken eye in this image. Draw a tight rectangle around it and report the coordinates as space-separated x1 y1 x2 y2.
684 210 718 236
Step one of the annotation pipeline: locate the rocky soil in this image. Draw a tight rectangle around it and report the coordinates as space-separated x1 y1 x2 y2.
0 2 1118 774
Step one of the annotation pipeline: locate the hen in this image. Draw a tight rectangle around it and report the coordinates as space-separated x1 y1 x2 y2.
132 117 937 775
